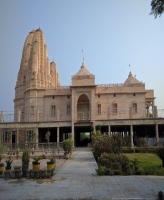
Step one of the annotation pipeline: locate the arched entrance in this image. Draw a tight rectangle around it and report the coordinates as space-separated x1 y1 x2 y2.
77 94 90 120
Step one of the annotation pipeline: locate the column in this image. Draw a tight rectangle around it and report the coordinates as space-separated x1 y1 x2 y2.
0 128 2 143
16 128 19 145
57 109 60 121
130 125 134 148
93 121 96 132
57 126 59 143
71 122 74 146
36 110 39 122
35 128 38 149
17 110 20 122
155 124 159 145
1 111 4 123
108 124 111 137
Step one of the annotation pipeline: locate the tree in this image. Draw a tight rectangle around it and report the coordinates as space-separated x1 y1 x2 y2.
153 145 164 167
150 0 164 18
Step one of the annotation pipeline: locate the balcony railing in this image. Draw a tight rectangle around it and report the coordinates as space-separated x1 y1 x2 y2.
1 109 164 123
77 111 90 121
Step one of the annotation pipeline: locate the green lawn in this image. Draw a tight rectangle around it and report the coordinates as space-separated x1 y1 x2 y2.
124 153 164 175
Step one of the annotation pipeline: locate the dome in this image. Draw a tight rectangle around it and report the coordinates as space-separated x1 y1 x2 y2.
124 71 142 85
75 63 92 76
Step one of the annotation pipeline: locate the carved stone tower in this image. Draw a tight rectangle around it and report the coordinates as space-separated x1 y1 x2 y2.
14 28 60 121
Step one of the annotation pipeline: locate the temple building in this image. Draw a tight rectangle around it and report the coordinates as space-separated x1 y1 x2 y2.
0 28 164 147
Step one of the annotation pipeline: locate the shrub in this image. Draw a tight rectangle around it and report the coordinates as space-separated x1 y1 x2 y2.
153 145 164 167
122 135 131 147
96 165 108 175
158 190 164 200
98 153 131 173
113 170 123 175
136 167 145 175
63 138 73 154
22 148 30 166
135 137 148 148
0 144 7 162
92 133 123 160
122 148 135 153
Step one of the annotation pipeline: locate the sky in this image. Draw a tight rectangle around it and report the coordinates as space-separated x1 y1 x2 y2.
0 0 164 113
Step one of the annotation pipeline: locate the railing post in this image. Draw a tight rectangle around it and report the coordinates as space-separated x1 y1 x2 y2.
1 111 4 122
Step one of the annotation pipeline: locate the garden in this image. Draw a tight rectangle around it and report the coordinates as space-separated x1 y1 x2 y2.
0 138 74 179
92 130 164 176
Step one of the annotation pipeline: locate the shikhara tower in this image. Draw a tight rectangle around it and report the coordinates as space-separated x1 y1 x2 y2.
14 28 60 121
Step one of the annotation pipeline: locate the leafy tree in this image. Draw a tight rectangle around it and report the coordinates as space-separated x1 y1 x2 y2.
150 0 164 18
153 145 164 167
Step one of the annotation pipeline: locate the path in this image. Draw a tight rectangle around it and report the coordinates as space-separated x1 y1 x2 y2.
0 147 164 199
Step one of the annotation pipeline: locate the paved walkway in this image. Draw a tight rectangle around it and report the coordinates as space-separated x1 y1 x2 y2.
0 147 164 199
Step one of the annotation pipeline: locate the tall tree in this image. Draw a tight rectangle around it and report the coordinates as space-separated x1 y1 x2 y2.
150 0 164 18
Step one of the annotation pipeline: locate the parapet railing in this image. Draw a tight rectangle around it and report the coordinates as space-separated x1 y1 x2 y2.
1 109 164 123
1 142 63 152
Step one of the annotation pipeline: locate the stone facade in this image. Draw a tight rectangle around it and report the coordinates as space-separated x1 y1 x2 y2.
0 28 163 147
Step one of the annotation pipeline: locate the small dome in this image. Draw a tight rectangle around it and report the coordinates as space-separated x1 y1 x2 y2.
124 71 141 85
75 63 92 76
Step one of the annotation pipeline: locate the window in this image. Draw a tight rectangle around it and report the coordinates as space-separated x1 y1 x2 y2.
67 105 71 115
26 130 33 142
133 103 137 113
3 130 10 142
113 103 117 114
98 104 101 114
98 94 100 98
51 105 56 116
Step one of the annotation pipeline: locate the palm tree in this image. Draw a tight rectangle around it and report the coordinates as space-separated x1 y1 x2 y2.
153 145 164 167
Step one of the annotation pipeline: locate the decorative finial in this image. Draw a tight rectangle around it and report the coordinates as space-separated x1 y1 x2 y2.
82 49 84 63
129 63 131 71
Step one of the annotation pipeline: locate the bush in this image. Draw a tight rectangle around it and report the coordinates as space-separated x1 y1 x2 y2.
92 132 123 160
136 167 145 175
113 170 123 175
63 138 73 154
153 145 164 167
122 148 135 153
135 137 148 148
96 165 108 175
98 152 131 173
135 148 148 153
157 190 164 200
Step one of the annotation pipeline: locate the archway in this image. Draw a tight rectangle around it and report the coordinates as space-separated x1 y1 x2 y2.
77 94 90 120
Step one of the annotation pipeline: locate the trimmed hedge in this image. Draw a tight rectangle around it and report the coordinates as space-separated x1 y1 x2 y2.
122 148 156 153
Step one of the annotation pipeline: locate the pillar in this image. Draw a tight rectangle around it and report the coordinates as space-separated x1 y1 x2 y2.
130 125 134 148
155 124 159 145
35 128 38 149
57 109 60 121
108 124 111 137
57 126 59 143
17 110 20 122
36 110 39 122
1 111 4 123
0 128 2 143
71 122 74 146
16 128 19 145
93 121 96 132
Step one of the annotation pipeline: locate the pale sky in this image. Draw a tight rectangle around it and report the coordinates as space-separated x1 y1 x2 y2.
0 0 164 113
